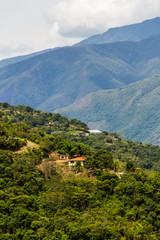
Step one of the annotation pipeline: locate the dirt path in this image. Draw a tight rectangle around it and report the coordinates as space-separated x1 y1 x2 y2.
14 140 39 154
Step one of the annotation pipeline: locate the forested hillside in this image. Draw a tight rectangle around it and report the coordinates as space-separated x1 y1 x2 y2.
1 103 160 239
1 102 160 172
58 74 160 144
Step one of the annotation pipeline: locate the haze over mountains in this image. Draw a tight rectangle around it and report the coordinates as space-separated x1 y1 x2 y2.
1 17 160 143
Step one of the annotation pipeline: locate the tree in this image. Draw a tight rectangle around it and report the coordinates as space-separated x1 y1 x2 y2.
75 161 82 173
93 150 114 169
126 161 135 172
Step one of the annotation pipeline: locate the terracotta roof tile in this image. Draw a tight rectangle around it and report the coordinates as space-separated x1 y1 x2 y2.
69 157 86 161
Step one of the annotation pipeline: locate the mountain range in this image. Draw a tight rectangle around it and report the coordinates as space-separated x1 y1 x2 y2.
1 30 160 111
1 17 160 143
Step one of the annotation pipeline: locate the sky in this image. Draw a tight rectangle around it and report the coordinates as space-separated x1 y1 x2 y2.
0 0 160 60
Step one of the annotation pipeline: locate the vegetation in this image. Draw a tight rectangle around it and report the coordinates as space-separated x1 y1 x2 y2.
0 102 88 130
63 131 160 172
2 103 160 172
1 103 160 239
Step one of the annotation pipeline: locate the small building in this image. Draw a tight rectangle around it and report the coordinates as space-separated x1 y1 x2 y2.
59 154 69 160
88 130 102 134
68 157 86 166
50 152 86 167
84 130 102 135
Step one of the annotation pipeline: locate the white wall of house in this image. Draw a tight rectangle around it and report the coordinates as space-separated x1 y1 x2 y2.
68 161 84 166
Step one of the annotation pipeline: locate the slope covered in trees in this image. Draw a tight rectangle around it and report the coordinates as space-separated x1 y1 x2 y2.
1 104 160 239
1 103 160 172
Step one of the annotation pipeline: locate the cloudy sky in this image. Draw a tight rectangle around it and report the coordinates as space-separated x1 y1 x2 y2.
0 0 160 59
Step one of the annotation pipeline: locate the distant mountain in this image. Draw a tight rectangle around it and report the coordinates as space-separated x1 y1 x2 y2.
57 75 160 144
77 17 160 45
1 33 160 112
0 42 135 111
0 48 56 69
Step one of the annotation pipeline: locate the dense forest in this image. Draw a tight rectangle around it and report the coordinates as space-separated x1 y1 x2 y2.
1 103 160 239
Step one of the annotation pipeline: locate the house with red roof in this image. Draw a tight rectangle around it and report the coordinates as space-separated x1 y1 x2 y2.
68 157 86 166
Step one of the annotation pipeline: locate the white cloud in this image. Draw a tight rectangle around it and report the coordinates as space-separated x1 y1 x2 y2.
46 0 160 45
48 22 82 47
0 42 33 60
0 0 53 59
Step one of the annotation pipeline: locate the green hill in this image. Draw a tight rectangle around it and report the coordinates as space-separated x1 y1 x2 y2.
57 75 160 144
1 104 160 239
2 103 160 172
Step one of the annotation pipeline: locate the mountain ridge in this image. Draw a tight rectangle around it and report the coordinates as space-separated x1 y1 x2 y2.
77 17 160 45
0 48 56 69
